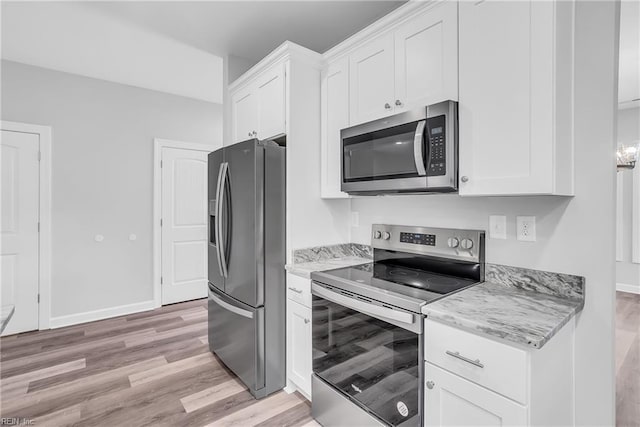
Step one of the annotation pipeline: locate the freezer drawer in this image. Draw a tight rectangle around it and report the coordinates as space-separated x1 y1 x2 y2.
208 284 265 393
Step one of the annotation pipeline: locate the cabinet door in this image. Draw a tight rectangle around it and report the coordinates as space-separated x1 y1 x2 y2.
424 363 527 427
287 299 312 396
394 1 458 112
256 63 286 140
321 58 350 199
349 34 395 125
232 87 258 143
458 0 554 195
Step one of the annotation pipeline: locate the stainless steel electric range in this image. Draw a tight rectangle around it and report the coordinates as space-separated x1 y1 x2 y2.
310 224 485 427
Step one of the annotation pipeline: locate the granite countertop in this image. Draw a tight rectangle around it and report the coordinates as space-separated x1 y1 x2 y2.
285 243 372 278
1 305 15 334
286 243 584 350
423 265 585 349
285 256 371 278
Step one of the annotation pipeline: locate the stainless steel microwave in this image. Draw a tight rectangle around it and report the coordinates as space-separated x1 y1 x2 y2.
341 100 458 195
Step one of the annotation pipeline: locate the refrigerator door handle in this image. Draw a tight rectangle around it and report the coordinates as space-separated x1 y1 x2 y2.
218 162 230 278
214 163 225 277
209 286 253 319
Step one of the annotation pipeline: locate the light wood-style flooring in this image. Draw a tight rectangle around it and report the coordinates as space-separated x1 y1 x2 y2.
3 292 637 426
616 291 640 427
0 299 315 427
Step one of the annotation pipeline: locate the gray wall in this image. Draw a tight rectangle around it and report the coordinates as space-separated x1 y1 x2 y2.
617 106 640 287
1 60 222 319
351 2 618 423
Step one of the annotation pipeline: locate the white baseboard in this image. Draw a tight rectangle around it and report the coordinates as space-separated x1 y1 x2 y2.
49 300 156 329
616 282 640 295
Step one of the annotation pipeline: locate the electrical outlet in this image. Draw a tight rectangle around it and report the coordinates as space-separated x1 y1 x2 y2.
516 216 536 242
489 215 507 239
351 211 359 227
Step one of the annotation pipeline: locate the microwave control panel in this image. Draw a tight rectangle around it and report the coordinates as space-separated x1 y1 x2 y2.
427 115 446 176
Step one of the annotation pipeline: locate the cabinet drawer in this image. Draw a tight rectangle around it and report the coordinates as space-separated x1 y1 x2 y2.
425 319 528 404
286 273 311 307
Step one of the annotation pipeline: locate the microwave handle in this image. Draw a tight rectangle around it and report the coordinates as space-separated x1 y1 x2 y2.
413 120 427 176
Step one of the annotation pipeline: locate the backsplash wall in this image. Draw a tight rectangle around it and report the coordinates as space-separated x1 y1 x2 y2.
350 195 578 276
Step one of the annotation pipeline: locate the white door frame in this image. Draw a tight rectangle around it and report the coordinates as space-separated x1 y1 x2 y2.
1 120 52 330
153 138 217 308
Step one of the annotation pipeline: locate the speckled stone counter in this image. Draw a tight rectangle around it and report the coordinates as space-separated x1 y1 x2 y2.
285 243 372 278
286 256 372 278
423 264 585 349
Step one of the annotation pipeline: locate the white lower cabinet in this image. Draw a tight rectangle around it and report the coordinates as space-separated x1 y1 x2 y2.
286 273 312 398
425 362 527 427
424 319 575 427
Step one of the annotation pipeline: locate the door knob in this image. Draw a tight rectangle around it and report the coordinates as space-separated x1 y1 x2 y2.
384 103 391 110
395 99 402 106
461 176 469 183
426 381 435 390
304 318 310 324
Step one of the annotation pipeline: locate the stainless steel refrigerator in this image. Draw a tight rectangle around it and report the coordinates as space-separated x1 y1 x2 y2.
207 138 286 399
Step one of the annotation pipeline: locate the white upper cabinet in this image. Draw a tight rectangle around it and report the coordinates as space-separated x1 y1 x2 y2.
394 0 458 112
321 58 350 199
458 0 574 196
349 34 395 125
256 63 286 141
321 1 459 197
231 62 286 144
347 1 458 126
231 86 258 143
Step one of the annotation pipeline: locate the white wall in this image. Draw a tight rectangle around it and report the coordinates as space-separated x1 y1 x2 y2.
1 60 223 319
617 106 640 290
1 2 224 103
351 2 618 424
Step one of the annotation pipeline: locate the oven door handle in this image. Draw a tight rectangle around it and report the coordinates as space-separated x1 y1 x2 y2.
312 284 415 325
413 120 427 176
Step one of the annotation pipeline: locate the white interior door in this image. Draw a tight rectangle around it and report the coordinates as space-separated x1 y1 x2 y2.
161 147 208 305
1 130 40 336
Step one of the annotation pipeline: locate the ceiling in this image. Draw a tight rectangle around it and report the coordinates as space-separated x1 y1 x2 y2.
1 1 636 105
82 1 406 63
0 1 405 102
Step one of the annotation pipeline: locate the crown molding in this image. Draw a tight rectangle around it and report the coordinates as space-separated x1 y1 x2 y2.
322 0 441 63
229 41 323 92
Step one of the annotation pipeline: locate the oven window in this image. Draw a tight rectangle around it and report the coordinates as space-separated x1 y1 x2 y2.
312 295 420 427
343 121 423 182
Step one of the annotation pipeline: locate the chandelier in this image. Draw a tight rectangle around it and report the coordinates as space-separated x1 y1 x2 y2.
617 143 640 171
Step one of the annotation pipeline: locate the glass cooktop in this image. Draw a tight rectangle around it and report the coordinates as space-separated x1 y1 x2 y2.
313 262 478 312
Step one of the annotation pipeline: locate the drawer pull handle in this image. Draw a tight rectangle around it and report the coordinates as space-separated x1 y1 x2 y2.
445 350 484 368
288 287 303 294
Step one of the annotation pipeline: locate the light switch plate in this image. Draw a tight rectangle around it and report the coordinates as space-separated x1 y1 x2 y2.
351 211 359 227
489 215 507 239
516 216 536 242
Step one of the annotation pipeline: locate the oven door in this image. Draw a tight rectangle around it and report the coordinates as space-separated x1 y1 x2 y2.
312 282 422 427
341 118 428 194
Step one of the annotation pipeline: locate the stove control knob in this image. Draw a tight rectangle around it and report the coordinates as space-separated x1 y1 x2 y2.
373 231 382 239
382 232 391 240
461 238 474 250
447 237 459 248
